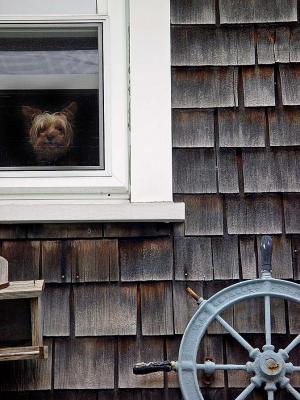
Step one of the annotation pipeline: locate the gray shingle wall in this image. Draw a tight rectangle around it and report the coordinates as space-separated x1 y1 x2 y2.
0 0 300 398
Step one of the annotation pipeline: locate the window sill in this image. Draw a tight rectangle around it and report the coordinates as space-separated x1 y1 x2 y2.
0 201 185 223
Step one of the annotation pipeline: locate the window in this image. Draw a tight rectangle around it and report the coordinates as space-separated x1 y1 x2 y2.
0 0 184 222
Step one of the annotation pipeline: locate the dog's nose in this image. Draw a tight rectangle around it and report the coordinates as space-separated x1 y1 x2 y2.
46 135 54 143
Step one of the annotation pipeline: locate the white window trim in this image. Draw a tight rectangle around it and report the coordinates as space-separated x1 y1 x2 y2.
0 0 185 222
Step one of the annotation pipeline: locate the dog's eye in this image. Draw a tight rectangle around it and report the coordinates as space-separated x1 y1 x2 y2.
57 127 64 133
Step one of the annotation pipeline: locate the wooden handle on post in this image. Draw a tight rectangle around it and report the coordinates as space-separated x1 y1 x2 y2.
0 256 9 289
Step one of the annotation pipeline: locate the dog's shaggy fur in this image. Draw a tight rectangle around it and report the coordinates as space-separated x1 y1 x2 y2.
22 101 77 163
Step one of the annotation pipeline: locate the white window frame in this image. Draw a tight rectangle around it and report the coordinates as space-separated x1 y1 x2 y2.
0 0 185 222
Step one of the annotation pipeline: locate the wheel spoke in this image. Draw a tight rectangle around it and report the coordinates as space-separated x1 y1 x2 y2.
284 335 300 355
265 295 272 346
267 391 274 400
216 315 257 357
196 363 248 371
291 366 300 372
235 382 256 400
286 384 300 400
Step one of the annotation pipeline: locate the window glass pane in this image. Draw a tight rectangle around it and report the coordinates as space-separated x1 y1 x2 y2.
0 26 104 169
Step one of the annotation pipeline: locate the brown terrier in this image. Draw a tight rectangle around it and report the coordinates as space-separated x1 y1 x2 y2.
21 101 78 164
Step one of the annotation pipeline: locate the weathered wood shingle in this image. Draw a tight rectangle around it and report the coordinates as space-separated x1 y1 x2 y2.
41 241 72 283
184 195 224 236
54 338 114 389
280 65 300 105
219 0 297 24
173 149 217 194
284 195 300 233
243 150 300 193
171 27 255 66
217 150 239 193
242 67 275 107
141 283 174 335
172 110 214 148
174 237 213 281
43 285 70 336
172 67 238 108
74 284 137 336
212 236 240 280
218 109 266 148
268 108 300 146
120 238 173 281
239 237 257 280
170 0 216 24
226 195 282 234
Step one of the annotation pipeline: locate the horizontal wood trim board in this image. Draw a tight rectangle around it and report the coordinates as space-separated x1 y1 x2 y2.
0 202 185 223
0 345 48 361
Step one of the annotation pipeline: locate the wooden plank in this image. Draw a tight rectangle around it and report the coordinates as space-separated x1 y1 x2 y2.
226 195 282 235
103 223 170 238
243 150 300 193
284 195 300 234
256 235 293 279
171 27 255 66
0 299 31 342
0 225 27 240
27 224 103 240
242 66 275 107
184 195 223 236
166 337 181 388
174 237 213 281
141 283 173 335
205 281 234 334
257 28 275 64
293 238 300 280
0 338 52 391
234 297 286 333
198 335 225 388
0 346 47 362
239 237 257 280
268 108 300 146
71 240 119 282
218 109 266 148
172 67 238 108
2 241 40 281
74 283 137 336
172 110 214 148
0 280 44 300
42 285 70 337
280 65 300 105
54 338 114 389
288 301 300 334
31 297 43 347
218 150 239 193
173 149 217 194
212 236 239 280
170 0 216 24
120 238 173 281
173 281 203 334
41 241 72 283
219 0 297 23
53 392 98 400
290 27 300 62
118 337 164 388
275 27 290 63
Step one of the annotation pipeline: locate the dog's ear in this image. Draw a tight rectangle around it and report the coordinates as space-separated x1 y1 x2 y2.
21 106 42 122
62 101 78 122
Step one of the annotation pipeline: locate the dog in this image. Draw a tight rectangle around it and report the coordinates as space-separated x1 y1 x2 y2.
21 101 77 164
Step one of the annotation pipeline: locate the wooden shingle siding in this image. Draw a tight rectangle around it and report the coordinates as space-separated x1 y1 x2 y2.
118 337 164 388
174 237 213 281
170 0 216 25
217 150 239 193
120 238 173 281
242 67 275 107
268 108 300 146
172 110 215 148
184 195 224 236
0 339 52 391
218 109 266 148
103 223 171 238
243 150 300 193
54 338 114 389
173 148 217 193
226 195 283 234
280 65 300 105
212 236 240 279
171 27 255 66
284 195 300 233
74 284 137 336
43 285 70 336
172 67 238 108
41 241 72 283
141 283 173 335
219 0 298 24
239 237 257 280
